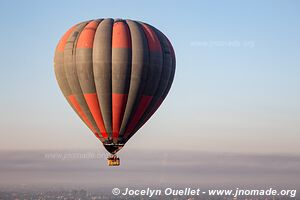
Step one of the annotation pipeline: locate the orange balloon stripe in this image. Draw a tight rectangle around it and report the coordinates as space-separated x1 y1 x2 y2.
124 95 153 138
56 25 76 52
77 21 99 48
126 97 163 141
112 21 131 48
84 93 108 138
112 93 128 140
68 95 100 139
141 24 162 52
145 97 164 124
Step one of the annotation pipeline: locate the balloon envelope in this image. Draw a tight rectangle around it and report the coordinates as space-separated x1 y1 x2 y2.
54 18 175 154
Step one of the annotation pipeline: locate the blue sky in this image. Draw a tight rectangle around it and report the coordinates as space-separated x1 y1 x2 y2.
0 0 299 155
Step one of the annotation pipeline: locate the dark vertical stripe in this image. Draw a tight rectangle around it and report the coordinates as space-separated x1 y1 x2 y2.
54 23 101 138
93 18 114 140
118 20 149 136
76 19 108 139
124 25 175 142
122 23 163 139
64 21 104 142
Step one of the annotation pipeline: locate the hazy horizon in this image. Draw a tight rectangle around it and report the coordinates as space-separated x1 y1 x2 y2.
0 149 299 191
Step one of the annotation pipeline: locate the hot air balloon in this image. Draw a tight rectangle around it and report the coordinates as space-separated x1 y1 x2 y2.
54 18 175 166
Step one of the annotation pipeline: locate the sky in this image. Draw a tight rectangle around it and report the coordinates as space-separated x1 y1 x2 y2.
0 0 299 155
